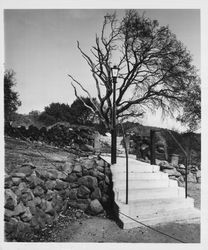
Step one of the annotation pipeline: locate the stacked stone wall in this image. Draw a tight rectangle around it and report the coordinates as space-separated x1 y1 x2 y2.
5 156 113 241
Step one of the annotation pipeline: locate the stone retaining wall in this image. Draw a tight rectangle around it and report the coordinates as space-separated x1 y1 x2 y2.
4 155 113 241
158 160 201 186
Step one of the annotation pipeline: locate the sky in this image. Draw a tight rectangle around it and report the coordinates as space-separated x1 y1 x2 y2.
4 9 200 131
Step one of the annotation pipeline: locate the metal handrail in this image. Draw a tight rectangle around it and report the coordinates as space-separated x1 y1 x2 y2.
120 123 129 204
165 130 188 198
152 129 188 198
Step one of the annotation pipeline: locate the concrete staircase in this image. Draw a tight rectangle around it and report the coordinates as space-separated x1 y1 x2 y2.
101 156 200 229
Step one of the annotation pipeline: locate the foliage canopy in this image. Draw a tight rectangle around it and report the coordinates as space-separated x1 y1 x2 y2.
68 10 200 131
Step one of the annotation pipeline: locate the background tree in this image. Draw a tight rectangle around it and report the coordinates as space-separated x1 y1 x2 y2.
4 70 21 123
177 77 201 131
38 102 72 126
68 10 200 131
70 97 97 125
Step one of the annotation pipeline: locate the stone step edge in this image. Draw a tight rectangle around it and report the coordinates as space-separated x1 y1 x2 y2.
113 186 184 193
115 196 194 207
118 208 200 228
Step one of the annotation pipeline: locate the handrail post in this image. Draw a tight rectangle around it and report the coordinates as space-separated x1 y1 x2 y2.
150 130 156 165
185 157 188 198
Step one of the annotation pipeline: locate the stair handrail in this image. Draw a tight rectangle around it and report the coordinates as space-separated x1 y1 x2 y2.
120 123 129 204
165 129 188 198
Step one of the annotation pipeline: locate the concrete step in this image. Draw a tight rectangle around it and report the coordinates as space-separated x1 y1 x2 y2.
116 197 194 217
116 187 185 202
118 207 200 229
113 178 178 189
112 171 169 181
101 156 160 173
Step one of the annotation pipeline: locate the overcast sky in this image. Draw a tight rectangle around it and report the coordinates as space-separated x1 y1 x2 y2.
4 9 200 131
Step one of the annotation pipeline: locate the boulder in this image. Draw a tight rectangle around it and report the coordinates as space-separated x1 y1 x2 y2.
34 197 42 206
45 214 54 226
26 176 44 189
33 185 45 197
45 180 56 190
78 176 98 191
162 168 181 177
15 165 34 177
97 166 104 173
159 161 173 170
26 200 37 215
82 168 89 176
21 162 36 169
5 209 15 220
96 159 105 168
76 198 91 211
12 177 22 186
35 169 48 180
45 190 54 201
66 173 78 183
179 164 186 169
21 207 33 222
73 164 82 173
13 201 27 216
55 179 68 190
62 162 73 174
5 189 17 210
67 189 78 200
91 187 102 200
89 199 103 215
47 169 59 180
57 171 68 181
12 173 26 179
18 182 28 191
187 172 197 182
82 159 95 170
77 185 91 198
21 188 34 205
44 201 54 215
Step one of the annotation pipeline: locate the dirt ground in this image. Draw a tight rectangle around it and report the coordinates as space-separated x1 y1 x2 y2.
5 137 201 243
48 217 200 243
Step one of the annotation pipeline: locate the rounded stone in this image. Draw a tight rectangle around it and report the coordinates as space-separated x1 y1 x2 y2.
26 176 44 189
78 176 98 191
5 189 17 210
12 177 22 186
159 161 174 170
55 179 68 190
63 162 73 174
33 185 45 197
45 180 56 190
73 164 82 173
67 188 78 200
21 207 33 222
91 187 102 200
77 185 91 198
89 199 103 215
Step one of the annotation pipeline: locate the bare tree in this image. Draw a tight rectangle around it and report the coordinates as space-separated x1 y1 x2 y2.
68 10 200 131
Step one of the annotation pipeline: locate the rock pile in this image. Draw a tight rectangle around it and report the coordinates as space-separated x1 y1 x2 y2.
4 156 113 241
158 161 201 186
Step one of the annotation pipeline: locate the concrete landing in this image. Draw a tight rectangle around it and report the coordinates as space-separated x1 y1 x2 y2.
101 155 200 229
